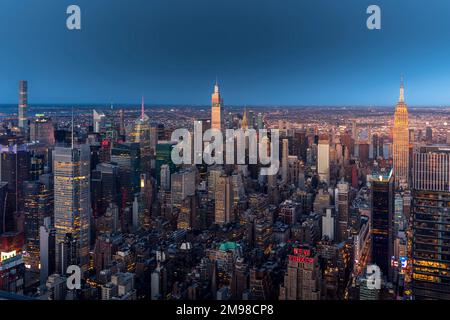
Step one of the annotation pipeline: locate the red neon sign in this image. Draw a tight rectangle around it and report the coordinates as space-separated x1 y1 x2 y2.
293 248 310 256
288 255 314 264
289 248 313 264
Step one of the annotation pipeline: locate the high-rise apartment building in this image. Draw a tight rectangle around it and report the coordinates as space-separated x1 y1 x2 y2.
18 80 28 135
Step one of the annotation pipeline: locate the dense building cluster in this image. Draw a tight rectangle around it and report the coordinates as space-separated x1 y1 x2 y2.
0 79 449 300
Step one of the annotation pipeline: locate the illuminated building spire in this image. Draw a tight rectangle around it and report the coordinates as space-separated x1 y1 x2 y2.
242 109 248 130
214 77 219 93
71 106 74 149
211 79 223 130
141 95 145 120
399 75 405 103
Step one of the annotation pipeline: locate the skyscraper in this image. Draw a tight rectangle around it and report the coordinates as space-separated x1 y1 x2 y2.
39 217 55 285
29 116 55 146
177 195 197 230
214 175 234 225
241 110 248 131
358 142 370 164
425 126 433 144
322 207 336 241
171 169 196 208
119 109 126 137
0 145 30 225
18 80 28 135
129 97 152 174
54 144 91 273
91 163 120 219
370 167 394 279
281 139 289 184
279 247 322 300
111 142 141 203
211 81 223 131
207 166 223 201
337 181 349 242
393 79 409 186
160 164 171 191
93 110 106 133
318 138 330 184
139 173 154 230
411 145 450 299
378 135 385 158
0 182 8 235
294 130 308 163
256 113 264 130
372 133 379 159
23 179 53 271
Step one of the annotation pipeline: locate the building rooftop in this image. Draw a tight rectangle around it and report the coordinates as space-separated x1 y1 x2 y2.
371 167 393 182
219 241 238 252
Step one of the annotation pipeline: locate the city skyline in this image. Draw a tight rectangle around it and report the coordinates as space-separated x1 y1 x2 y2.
0 75 449 302
1 77 450 109
1 0 450 307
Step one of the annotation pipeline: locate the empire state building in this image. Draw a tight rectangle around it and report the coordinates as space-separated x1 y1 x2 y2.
393 79 409 186
211 80 223 131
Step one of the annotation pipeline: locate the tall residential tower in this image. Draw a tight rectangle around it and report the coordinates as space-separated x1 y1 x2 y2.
18 80 28 135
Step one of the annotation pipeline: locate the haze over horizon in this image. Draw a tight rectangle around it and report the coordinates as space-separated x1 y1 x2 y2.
1 0 450 106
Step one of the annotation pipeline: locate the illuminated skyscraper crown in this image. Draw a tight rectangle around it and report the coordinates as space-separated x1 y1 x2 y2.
399 76 405 103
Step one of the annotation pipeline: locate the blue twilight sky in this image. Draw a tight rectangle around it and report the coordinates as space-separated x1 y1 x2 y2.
0 0 450 106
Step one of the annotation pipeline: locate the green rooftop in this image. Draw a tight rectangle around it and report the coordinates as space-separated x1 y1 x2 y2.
219 241 238 251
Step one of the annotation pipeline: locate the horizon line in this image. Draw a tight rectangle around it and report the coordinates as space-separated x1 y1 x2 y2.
0 103 450 109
